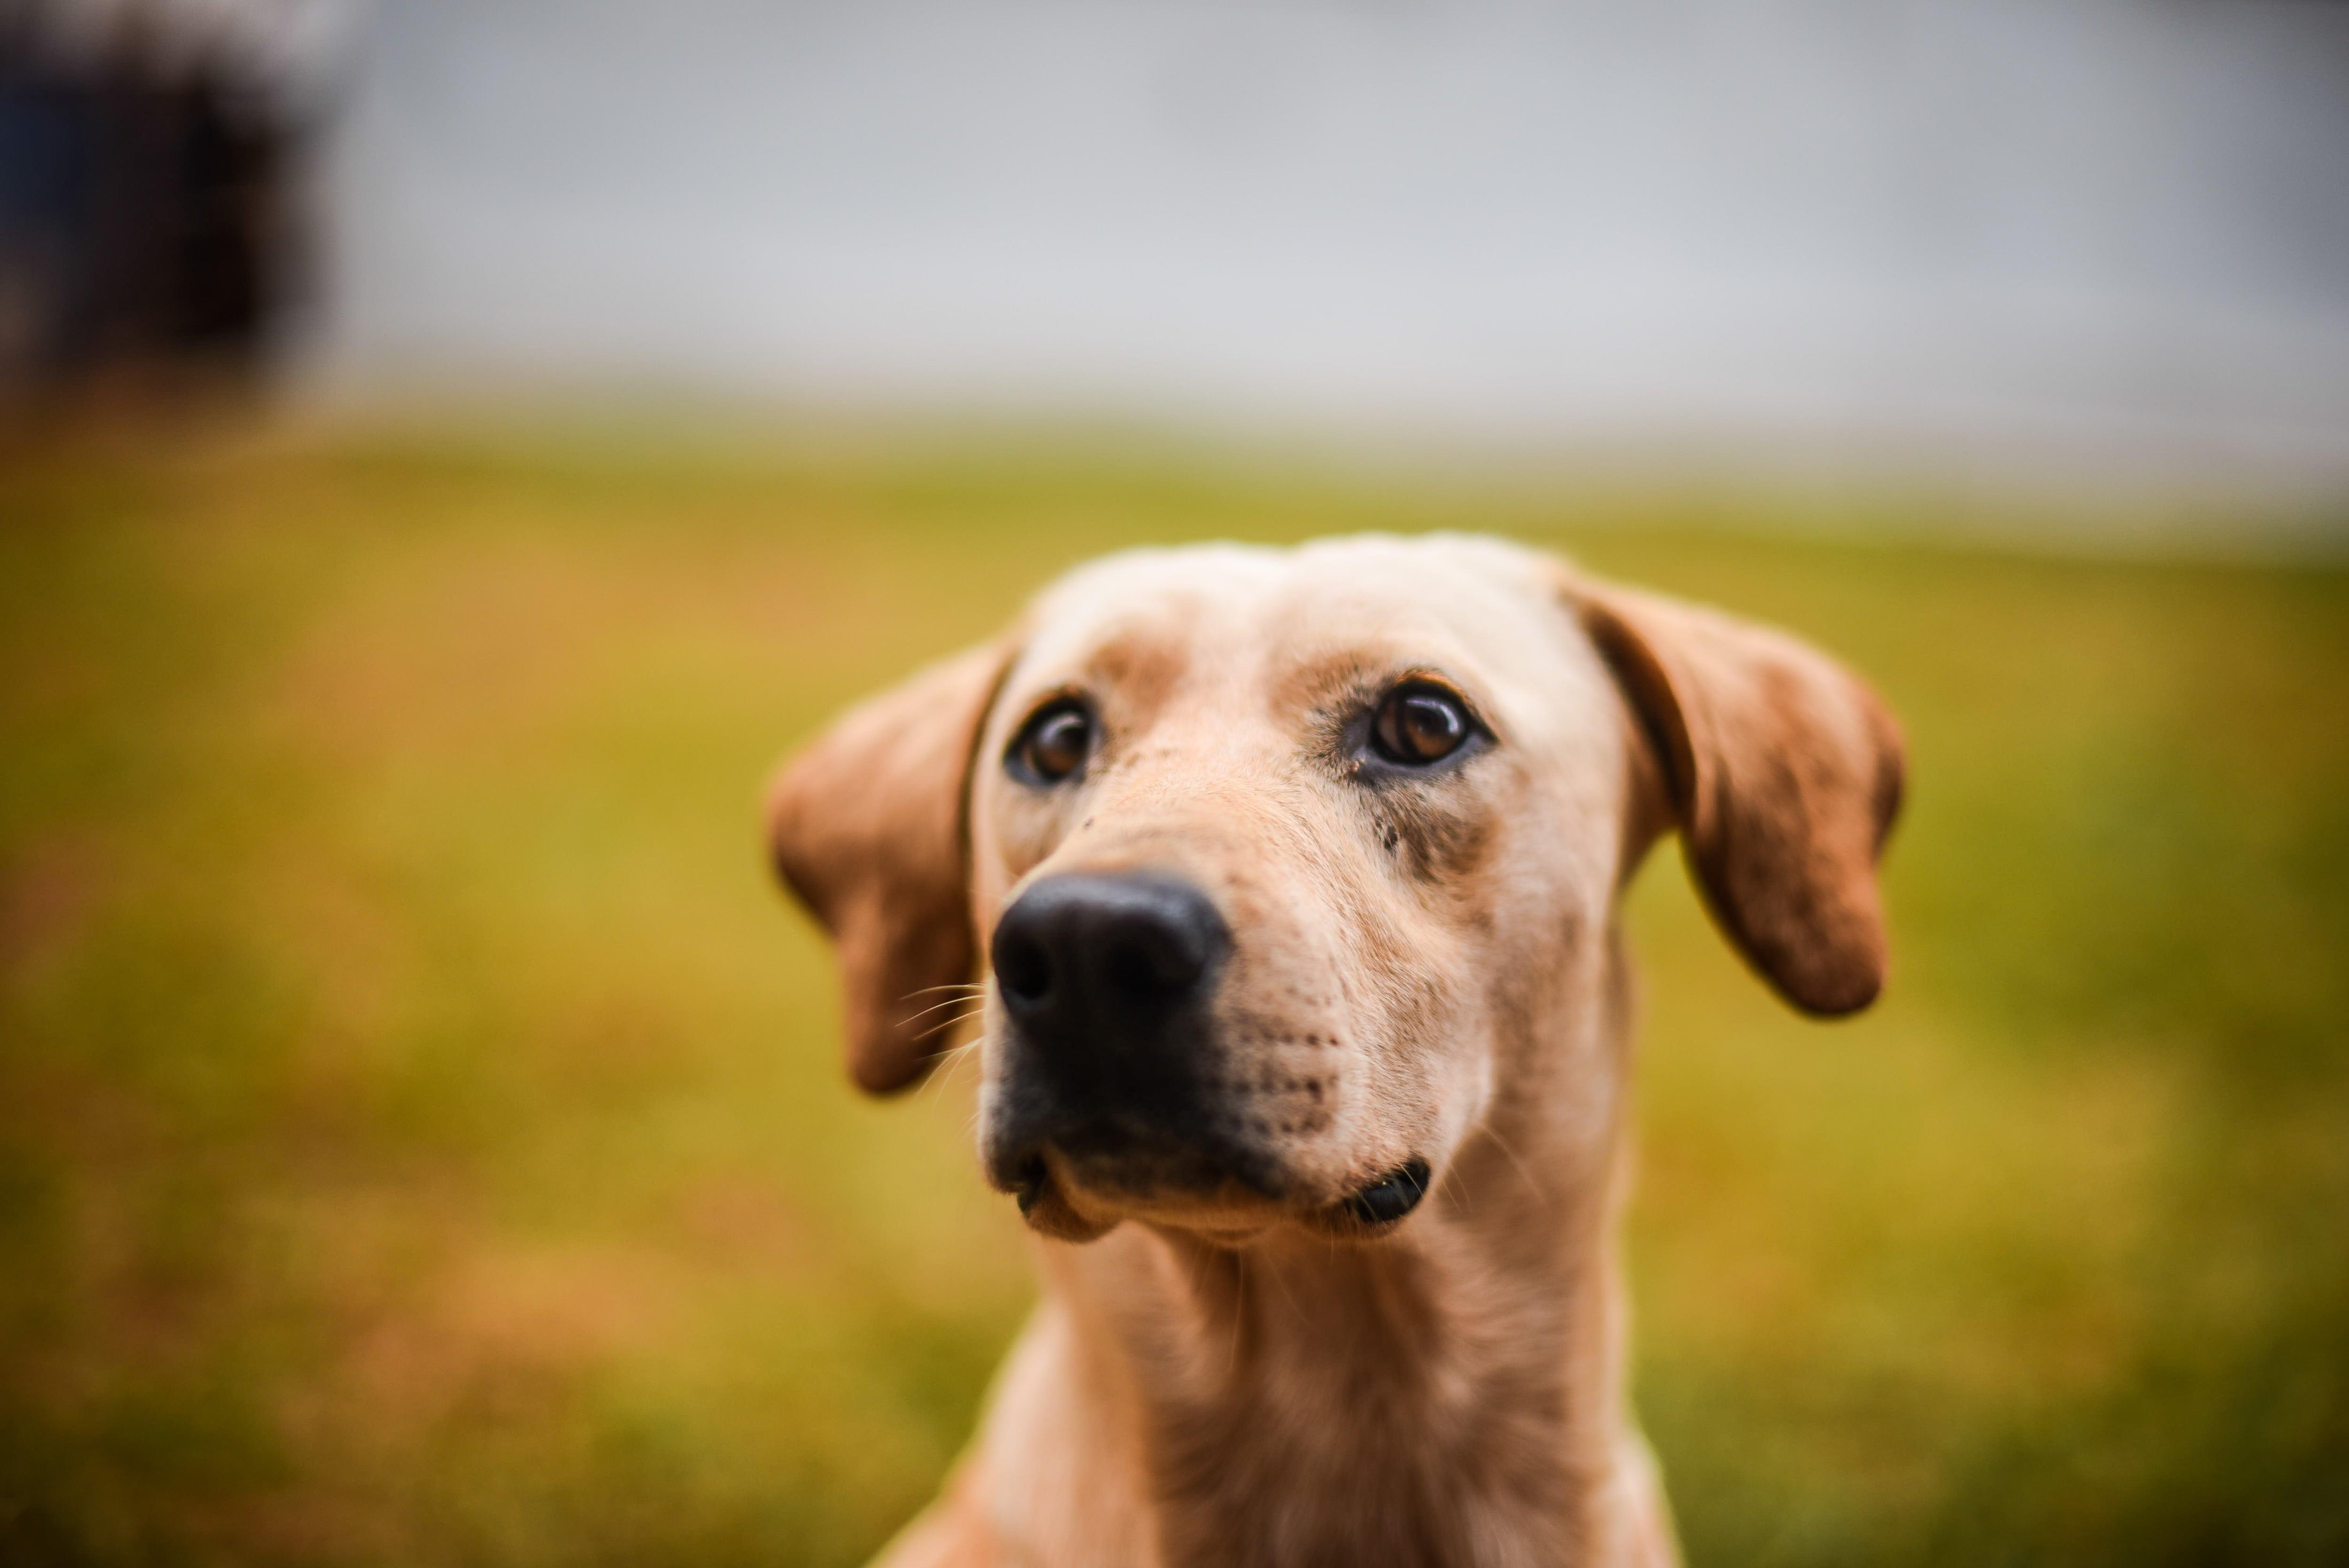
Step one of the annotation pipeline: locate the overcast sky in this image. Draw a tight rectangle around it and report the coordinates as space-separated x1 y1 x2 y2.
310 0 2349 479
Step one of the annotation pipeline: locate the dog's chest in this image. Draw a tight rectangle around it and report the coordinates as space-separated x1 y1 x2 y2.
1143 1340 1587 1568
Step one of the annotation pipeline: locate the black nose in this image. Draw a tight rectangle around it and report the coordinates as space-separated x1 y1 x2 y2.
991 874 1229 1059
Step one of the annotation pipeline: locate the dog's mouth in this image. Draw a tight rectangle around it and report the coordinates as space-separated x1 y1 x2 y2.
1007 1150 1094 1240
1337 1158 1432 1228
1005 1147 1434 1242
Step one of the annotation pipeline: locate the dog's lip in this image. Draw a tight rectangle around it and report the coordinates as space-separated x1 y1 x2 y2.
1335 1158 1433 1230
1001 1141 1436 1244
1004 1148 1120 1242
999 1141 1291 1238
1009 1152 1049 1215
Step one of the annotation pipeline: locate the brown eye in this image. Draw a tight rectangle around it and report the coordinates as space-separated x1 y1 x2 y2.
1011 701 1093 784
1370 684 1471 766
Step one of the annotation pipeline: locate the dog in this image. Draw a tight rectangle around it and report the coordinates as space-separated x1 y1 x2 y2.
765 534 1903 1568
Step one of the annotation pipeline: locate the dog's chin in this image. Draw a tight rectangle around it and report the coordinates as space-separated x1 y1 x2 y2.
1006 1149 1124 1243
1001 1146 1434 1246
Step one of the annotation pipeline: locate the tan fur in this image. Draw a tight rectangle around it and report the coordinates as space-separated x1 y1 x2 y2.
766 535 1903 1567
766 639 1014 1093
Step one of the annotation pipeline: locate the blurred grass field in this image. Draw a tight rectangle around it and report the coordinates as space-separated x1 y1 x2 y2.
1 423 2344 1567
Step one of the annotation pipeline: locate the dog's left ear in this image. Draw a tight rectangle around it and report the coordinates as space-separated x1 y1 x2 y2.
1568 576 1906 1017
765 640 1015 1094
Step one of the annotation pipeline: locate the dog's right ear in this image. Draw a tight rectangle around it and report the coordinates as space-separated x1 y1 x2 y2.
765 640 1016 1094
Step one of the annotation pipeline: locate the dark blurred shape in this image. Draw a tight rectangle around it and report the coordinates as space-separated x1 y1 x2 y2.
0 6 302 399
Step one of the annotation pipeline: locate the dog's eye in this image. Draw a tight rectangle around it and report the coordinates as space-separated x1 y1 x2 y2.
1370 683 1471 766
1009 700 1094 784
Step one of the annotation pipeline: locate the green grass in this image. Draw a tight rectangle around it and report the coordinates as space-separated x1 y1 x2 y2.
1 423 2343 1566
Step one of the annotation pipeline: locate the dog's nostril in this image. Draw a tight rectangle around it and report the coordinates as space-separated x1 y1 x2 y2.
995 930 1053 1005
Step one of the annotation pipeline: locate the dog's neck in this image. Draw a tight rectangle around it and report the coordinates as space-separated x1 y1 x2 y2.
1019 958 1645 1568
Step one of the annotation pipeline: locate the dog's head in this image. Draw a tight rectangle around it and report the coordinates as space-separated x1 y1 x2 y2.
768 536 1902 1242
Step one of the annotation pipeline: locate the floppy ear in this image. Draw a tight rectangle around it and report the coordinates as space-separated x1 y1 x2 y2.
765 641 1015 1094
1570 578 1906 1016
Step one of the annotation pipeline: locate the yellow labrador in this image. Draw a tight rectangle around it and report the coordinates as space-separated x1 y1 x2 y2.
766 535 1902 1568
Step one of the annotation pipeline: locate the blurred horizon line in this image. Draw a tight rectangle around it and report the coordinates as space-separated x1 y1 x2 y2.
58 381 2338 565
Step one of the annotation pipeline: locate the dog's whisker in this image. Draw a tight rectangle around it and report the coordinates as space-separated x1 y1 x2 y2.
1226 1264 1246 1382
899 992 990 1029
910 1009 988 1056
1262 1254 1302 1323
928 1036 986 1081
913 1028 991 1107
908 1017 970 1049
902 1009 990 1047
906 1035 976 1106
1482 1125 1543 1202
915 997 989 1028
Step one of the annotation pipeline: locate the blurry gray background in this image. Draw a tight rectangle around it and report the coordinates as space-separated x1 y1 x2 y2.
310 0 2349 486
12 0 2349 488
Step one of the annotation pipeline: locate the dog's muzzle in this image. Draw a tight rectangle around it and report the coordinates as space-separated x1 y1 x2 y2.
985 872 1273 1196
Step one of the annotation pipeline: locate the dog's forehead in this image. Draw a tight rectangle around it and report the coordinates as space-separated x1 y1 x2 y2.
1012 535 1565 700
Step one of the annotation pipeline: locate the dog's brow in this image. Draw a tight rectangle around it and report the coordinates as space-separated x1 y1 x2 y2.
1073 621 1194 717
1265 648 1391 717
